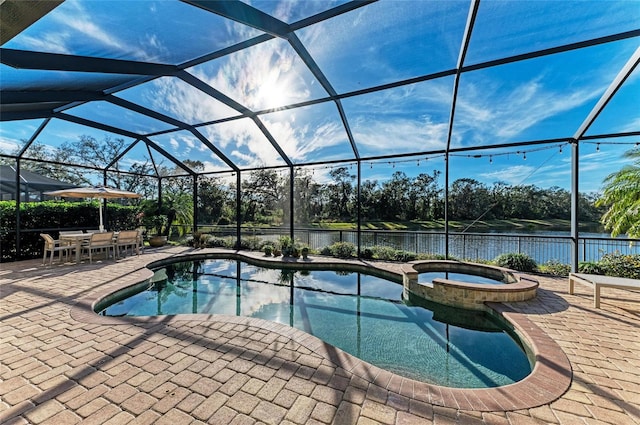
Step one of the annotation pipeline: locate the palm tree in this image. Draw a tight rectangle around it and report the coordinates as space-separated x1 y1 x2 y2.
162 191 194 237
596 148 640 238
140 190 193 238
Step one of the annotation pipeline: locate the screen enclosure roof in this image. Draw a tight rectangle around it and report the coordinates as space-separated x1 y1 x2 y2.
1 0 639 178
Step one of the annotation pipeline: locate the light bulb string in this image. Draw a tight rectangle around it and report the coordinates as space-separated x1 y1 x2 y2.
270 139 638 175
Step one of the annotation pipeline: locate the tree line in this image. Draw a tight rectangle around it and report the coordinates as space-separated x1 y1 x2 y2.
197 167 605 226
2 136 607 228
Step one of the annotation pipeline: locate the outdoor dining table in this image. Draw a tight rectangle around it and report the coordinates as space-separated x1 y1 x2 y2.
59 233 91 264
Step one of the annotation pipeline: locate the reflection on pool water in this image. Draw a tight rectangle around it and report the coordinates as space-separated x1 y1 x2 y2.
419 272 506 285
98 259 532 388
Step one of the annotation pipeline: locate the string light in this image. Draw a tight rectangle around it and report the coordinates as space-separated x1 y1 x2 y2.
268 141 630 176
458 142 573 162
189 140 639 179
582 140 638 148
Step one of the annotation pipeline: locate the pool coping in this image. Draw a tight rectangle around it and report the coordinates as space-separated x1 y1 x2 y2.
69 249 572 412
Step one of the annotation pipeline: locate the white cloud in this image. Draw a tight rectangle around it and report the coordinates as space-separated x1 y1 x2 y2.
155 33 318 166
456 75 604 142
261 111 348 162
479 165 537 186
17 32 71 54
199 39 311 111
14 0 162 61
352 116 448 153
151 78 237 126
621 116 640 133
0 136 20 154
168 137 180 152
200 161 232 174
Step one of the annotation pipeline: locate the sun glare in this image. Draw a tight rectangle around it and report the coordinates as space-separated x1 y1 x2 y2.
256 71 292 110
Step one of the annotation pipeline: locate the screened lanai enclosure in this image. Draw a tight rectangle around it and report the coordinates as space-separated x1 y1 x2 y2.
1 0 639 266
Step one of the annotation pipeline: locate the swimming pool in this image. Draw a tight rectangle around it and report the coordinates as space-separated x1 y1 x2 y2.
97 258 532 388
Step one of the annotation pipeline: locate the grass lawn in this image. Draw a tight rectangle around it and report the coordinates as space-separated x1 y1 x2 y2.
309 219 603 232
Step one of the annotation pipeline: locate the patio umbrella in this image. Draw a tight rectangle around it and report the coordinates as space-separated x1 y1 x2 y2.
43 186 141 232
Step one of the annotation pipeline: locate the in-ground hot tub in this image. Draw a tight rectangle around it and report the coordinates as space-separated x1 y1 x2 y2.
402 260 538 310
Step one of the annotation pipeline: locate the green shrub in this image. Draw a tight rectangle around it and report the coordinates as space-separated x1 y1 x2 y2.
578 261 605 275
540 260 570 276
415 253 448 260
206 237 232 248
187 231 208 248
1 200 140 261
263 245 273 256
394 250 417 262
361 248 374 260
599 252 640 279
493 253 538 272
329 242 356 258
233 236 264 250
371 246 398 261
320 246 333 256
248 236 265 250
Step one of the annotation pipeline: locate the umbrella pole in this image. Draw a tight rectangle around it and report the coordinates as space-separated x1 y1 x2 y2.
99 202 105 232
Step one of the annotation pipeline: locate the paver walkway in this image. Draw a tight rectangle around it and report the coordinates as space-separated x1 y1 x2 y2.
1 246 639 424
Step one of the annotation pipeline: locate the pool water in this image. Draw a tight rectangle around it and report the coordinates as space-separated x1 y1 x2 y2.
419 272 506 285
98 259 532 388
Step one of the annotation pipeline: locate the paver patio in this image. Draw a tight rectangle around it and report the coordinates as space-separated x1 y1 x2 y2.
1 246 639 424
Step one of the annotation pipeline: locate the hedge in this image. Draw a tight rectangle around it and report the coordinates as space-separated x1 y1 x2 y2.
1 201 139 262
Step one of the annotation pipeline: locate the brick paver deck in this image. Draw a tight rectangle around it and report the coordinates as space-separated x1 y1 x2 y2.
1 246 639 424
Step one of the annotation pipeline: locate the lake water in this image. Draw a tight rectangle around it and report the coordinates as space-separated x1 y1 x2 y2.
231 225 638 264
271 229 638 265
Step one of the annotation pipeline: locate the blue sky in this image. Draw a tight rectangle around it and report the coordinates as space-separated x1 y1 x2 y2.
1 0 638 193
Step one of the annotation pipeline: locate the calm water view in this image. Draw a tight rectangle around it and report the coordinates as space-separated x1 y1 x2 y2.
244 228 638 265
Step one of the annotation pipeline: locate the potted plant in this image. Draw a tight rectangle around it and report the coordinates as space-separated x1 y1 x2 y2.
143 214 169 247
278 235 294 257
191 231 207 249
301 246 310 260
263 245 273 256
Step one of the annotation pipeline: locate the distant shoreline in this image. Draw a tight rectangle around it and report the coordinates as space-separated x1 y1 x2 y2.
308 219 604 232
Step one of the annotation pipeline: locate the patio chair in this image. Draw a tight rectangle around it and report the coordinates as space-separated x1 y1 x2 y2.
58 230 81 246
40 233 74 265
114 230 140 259
138 229 145 254
81 231 115 263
